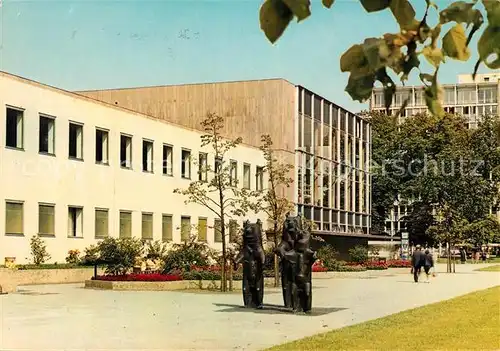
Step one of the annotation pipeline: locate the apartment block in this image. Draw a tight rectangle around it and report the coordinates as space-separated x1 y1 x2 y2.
370 73 499 129
0 72 268 264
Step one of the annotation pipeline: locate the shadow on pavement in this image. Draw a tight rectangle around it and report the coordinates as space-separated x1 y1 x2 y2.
213 303 347 316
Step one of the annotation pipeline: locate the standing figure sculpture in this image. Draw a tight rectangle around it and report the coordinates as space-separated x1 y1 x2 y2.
233 219 266 309
276 214 316 313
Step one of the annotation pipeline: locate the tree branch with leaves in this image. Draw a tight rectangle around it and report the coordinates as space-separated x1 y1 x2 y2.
259 0 500 117
173 113 253 292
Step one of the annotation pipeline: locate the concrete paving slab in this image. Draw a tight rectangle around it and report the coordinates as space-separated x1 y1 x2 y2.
1 263 499 350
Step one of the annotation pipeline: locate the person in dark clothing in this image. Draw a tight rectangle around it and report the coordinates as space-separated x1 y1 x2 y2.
423 249 434 282
411 245 425 283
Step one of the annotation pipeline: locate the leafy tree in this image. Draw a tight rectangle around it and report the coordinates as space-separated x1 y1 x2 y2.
250 134 294 287
173 113 253 292
259 0 500 116
463 216 500 247
30 235 51 265
162 235 215 273
364 110 401 233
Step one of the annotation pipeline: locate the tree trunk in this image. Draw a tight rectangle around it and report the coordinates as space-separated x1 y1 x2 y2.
274 221 279 288
220 220 227 292
446 243 451 273
229 260 233 291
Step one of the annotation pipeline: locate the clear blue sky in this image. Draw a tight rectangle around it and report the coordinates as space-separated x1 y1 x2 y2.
0 0 494 112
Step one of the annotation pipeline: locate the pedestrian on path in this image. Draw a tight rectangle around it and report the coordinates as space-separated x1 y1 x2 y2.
411 245 425 283
423 249 434 282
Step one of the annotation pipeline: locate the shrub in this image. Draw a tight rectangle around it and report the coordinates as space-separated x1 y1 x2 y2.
65 249 81 264
81 245 100 266
93 273 182 281
162 239 214 273
349 245 369 264
312 262 328 272
317 244 339 270
336 264 366 272
17 263 79 270
98 237 144 275
30 235 51 265
145 240 168 260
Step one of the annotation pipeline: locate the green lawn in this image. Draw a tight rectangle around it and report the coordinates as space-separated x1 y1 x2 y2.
266 286 500 351
476 265 500 272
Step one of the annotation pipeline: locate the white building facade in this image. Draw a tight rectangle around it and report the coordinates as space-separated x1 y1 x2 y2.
0 72 268 264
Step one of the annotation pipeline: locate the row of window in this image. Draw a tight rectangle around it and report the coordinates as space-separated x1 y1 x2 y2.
4 200 242 242
4 106 265 190
372 86 498 107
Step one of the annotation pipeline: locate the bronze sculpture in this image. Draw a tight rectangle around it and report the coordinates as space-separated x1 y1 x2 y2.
276 214 316 313
233 219 266 309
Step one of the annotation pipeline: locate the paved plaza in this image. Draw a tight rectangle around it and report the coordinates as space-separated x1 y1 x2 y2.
1 263 499 350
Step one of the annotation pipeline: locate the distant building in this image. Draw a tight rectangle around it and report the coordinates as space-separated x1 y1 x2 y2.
370 73 499 129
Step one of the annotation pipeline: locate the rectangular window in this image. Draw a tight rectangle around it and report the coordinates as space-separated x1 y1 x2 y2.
229 220 238 243
95 129 109 164
181 216 191 241
181 149 191 179
163 144 173 176
198 217 207 242
243 163 251 189
119 211 132 238
215 156 222 173
142 139 154 173
230 160 238 187
214 218 222 242
39 115 55 154
69 122 83 159
120 134 132 169
95 209 109 238
199 152 208 181
5 201 23 235
6 107 24 149
68 206 83 238
162 214 173 242
142 212 153 240
256 166 264 191
38 204 55 236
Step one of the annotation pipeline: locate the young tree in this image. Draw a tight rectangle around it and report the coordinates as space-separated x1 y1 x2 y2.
252 134 294 287
259 0 499 116
173 113 252 292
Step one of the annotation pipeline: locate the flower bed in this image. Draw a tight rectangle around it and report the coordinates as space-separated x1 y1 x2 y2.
387 259 412 268
93 273 182 282
363 261 388 270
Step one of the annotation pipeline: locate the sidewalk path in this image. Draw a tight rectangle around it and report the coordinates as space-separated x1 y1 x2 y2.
1 263 498 350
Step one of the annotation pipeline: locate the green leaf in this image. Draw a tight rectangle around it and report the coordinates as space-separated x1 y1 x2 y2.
477 24 500 69
439 1 483 25
322 0 335 9
425 71 445 117
483 0 500 26
390 0 419 30
340 44 367 73
259 0 294 43
442 24 471 61
345 73 375 102
423 46 444 67
282 0 311 22
376 68 396 112
359 0 390 12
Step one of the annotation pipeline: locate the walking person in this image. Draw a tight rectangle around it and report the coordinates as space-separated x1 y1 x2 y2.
423 249 434 282
411 245 425 283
